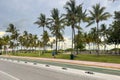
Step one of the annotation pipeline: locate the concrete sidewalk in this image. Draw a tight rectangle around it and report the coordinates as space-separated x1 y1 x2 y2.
1 55 120 69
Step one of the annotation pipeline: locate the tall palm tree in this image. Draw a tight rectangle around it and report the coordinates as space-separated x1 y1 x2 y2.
87 4 111 55
64 0 78 54
75 4 87 53
48 8 64 54
35 13 48 54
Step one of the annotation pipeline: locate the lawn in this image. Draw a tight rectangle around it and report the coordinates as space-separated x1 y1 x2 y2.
3 52 120 64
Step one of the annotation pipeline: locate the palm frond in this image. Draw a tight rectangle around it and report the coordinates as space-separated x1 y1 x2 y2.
86 21 95 27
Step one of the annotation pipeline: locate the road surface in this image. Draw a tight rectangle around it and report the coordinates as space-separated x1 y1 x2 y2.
0 59 109 80
0 58 120 80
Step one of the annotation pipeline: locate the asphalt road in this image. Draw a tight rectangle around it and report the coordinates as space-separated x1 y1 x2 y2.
0 60 108 80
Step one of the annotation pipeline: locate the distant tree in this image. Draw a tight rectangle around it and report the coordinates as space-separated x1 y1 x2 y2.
2 35 10 54
107 11 120 54
18 35 24 50
22 31 29 50
33 35 38 51
87 4 111 55
84 32 93 53
6 24 19 54
74 30 85 54
100 24 108 53
0 38 3 53
41 31 50 53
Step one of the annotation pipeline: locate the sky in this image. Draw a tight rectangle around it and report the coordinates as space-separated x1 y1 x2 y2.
0 0 120 49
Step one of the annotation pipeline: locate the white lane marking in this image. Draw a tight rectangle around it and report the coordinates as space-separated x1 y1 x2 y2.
0 70 20 80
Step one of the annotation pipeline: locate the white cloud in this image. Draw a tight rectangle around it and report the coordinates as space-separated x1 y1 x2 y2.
0 31 6 37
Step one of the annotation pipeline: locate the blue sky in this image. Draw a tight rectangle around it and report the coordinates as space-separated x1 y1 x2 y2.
0 0 120 38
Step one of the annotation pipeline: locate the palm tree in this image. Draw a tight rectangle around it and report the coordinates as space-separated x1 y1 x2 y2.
28 33 33 51
89 27 102 54
107 11 120 55
87 4 111 55
114 11 120 20
100 24 108 54
18 35 24 51
114 11 120 54
48 8 64 54
75 4 87 52
0 38 3 54
37 40 42 56
6 24 17 34
107 23 118 54
74 30 85 54
58 33 64 51
64 0 78 54
9 41 15 54
23 31 29 50
13 30 19 53
41 31 50 53
2 35 10 55
84 32 93 53
33 35 38 51
6 24 19 54
35 13 48 54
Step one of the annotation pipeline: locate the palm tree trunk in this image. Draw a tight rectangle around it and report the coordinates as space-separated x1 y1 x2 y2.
71 26 74 54
73 27 75 54
55 35 58 55
97 22 100 56
88 44 91 54
115 44 117 55
43 27 45 54
43 27 45 32
104 44 106 54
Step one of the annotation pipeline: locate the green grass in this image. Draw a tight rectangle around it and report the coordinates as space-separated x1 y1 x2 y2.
3 52 120 63
13 52 53 58
57 54 120 63
75 54 120 63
